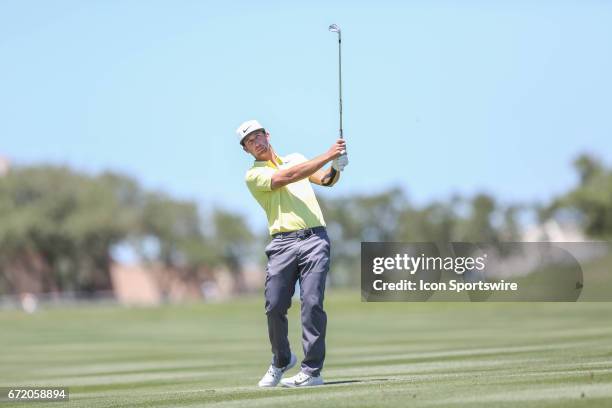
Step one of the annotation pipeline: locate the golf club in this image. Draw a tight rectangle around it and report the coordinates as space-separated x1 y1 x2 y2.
328 23 343 140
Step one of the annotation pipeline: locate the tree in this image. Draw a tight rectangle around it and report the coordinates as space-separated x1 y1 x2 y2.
0 165 245 296
208 208 254 292
456 194 499 243
547 154 612 238
0 166 136 294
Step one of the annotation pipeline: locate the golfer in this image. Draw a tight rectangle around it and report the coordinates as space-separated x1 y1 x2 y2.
237 120 348 388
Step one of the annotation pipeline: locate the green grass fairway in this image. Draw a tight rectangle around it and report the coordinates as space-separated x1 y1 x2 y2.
1 291 611 407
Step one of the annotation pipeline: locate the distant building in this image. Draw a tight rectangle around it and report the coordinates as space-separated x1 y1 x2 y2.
110 264 162 305
0 155 10 176
109 261 264 305
522 219 587 242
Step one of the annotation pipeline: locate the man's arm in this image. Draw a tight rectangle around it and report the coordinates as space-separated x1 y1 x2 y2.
270 139 345 190
309 165 340 187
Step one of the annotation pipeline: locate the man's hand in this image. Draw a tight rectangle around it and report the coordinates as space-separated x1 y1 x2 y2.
326 139 346 160
332 154 349 172
331 138 348 171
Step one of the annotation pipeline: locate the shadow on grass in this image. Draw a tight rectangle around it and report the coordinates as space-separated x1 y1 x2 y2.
325 378 389 386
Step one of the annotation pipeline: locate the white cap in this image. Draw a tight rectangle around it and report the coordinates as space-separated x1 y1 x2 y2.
236 120 264 145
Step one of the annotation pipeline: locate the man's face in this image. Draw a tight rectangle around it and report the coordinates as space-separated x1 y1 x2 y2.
242 130 270 160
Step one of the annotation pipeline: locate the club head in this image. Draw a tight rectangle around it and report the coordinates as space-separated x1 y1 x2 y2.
328 24 341 33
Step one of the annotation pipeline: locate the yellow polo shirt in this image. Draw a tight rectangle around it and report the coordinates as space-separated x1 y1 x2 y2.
245 153 326 235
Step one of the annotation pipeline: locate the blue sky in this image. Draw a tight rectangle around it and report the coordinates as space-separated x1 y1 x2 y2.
1 0 611 230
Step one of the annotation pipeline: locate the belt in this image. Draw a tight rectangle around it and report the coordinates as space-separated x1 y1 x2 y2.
272 226 326 239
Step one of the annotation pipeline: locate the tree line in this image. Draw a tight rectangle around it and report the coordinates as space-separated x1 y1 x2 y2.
0 154 610 294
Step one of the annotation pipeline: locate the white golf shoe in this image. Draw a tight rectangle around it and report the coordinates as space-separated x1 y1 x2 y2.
280 371 324 388
257 353 297 387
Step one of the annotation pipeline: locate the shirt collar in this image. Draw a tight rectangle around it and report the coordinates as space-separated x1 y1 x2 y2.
253 153 284 168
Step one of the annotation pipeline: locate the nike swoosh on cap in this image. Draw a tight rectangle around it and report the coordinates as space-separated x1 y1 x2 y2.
243 126 251 134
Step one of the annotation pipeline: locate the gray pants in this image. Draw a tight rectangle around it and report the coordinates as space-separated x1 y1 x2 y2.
264 227 330 376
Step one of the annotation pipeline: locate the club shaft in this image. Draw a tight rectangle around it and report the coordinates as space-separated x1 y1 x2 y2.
338 32 343 139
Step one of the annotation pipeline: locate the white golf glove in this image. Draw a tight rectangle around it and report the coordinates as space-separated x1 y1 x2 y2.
332 154 349 172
